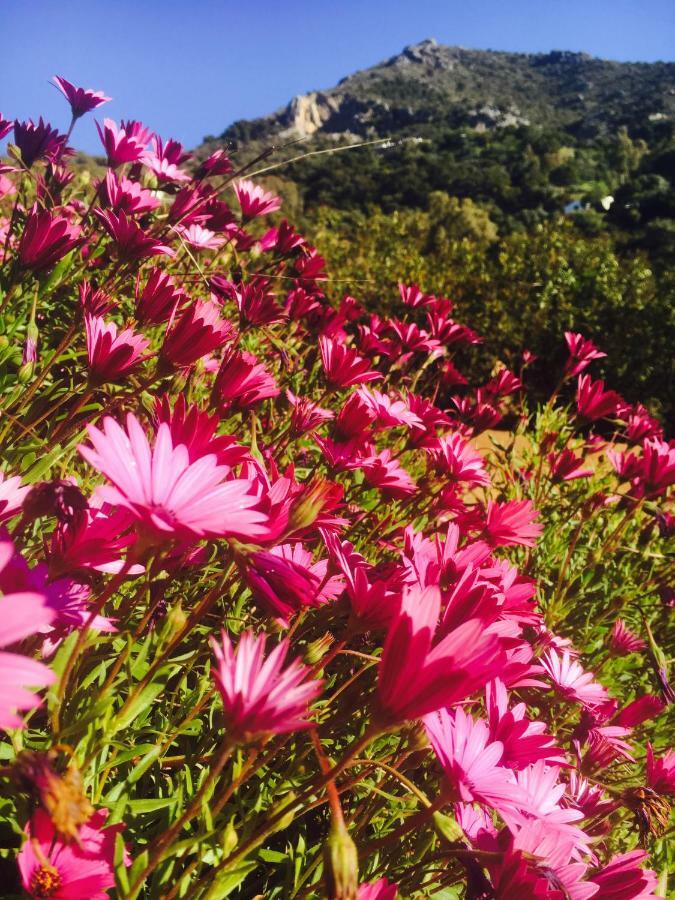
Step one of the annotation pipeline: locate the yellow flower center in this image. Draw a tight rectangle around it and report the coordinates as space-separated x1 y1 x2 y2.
30 865 62 898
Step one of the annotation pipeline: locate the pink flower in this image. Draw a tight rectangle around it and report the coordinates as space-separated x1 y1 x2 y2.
198 149 233 178
0 570 55 728
79 282 115 317
176 224 225 250
135 268 188 325
399 282 437 308
565 331 607 378
96 118 146 166
376 584 503 724
541 649 609 707
319 336 382 389
426 433 490 487
483 499 543 548
95 209 174 260
358 878 398 900
0 114 13 142
78 413 269 543
576 375 622 421
638 438 675 498
483 367 522 398
210 629 323 741
214 347 279 411
614 695 664 728
234 179 281 219
143 136 191 183
153 395 250 468
589 850 660 899
287 390 334 435
0 471 29 522
356 387 423 431
505 762 589 849
609 619 645 655
17 808 126 900
548 449 593 482
486 678 566 770
359 449 417 499
424 707 527 813
160 300 234 369
101 169 159 216
14 118 67 167
53 76 111 118
19 206 81 271
85 315 150 383
48 502 139 577
645 743 675 794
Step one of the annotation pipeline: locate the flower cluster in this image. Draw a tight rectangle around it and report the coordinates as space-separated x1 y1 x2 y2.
0 79 670 899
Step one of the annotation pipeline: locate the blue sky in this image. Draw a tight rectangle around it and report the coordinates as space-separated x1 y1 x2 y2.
2 0 674 154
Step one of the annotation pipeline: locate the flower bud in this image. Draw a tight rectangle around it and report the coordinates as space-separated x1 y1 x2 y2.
323 822 358 900
304 633 334 667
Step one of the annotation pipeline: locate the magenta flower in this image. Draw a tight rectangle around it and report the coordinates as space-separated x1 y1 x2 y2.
287 390 334 435
0 471 29 522
234 178 281 219
565 331 607 378
13 118 67 167
399 282 437 308
17 808 126 900
376 584 504 724
609 619 646 655
53 76 111 118
210 629 323 742
425 706 528 814
541 649 609 708
615 694 664 728
483 499 543 548
483 367 523 398
0 114 12 141
94 209 174 260
646 743 675 794
319 336 381 389
589 849 659 899
143 136 191 183
95 118 146 167
135 268 188 325
426 433 490 486
356 387 423 431
638 438 675 498
486 678 566 770
85 315 150 383
198 149 233 178
358 878 398 900
0 580 55 729
548 449 593 482
359 449 417 499
48 503 139 578
576 374 622 421
153 395 250 468
78 413 270 543
175 223 225 250
101 169 160 216
161 300 234 369
19 206 81 272
244 545 326 625
214 347 279 411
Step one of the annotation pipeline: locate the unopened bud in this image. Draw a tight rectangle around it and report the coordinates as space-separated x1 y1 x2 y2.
157 602 187 647
433 811 464 844
287 476 342 536
324 822 358 900
304 633 334 667
17 361 35 382
222 819 238 855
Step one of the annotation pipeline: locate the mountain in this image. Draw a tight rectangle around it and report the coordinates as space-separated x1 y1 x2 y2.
207 40 675 148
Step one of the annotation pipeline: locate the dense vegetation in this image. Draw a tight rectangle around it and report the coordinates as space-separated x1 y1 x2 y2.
0 76 672 899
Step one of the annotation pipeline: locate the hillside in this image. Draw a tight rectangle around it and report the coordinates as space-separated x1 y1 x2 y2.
212 40 675 144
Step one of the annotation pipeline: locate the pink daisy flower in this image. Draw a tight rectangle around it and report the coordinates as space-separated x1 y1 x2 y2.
210 629 323 742
424 706 528 813
609 619 646 655
85 315 150 383
53 76 111 118
18 807 127 900
542 649 609 708
77 413 269 543
234 179 281 219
